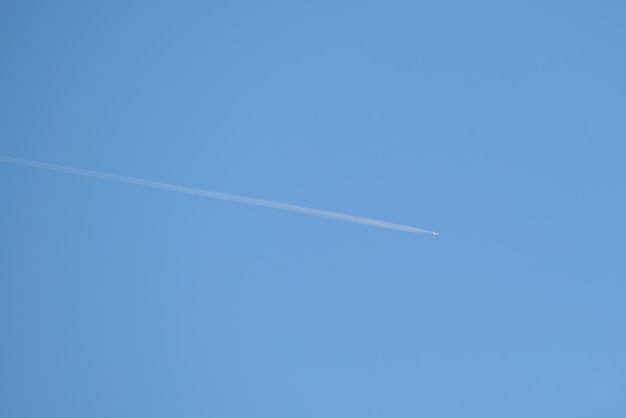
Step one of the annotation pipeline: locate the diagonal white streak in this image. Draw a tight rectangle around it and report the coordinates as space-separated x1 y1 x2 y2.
0 155 438 235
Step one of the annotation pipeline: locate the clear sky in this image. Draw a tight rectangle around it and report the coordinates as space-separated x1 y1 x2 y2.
1 1 625 417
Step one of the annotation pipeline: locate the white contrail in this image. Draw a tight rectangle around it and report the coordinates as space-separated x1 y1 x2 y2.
0 155 439 235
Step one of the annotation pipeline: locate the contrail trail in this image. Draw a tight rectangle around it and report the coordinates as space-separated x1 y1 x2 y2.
0 155 439 235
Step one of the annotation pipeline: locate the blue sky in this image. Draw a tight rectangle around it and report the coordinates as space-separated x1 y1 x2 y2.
1 1 625 417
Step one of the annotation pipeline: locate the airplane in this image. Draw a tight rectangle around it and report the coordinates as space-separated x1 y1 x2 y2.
432 232 440 236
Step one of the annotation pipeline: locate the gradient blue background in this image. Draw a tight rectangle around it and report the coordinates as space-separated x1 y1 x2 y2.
1 1 625 416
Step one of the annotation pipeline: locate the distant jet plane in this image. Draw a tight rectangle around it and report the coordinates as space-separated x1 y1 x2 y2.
432 232 440 236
